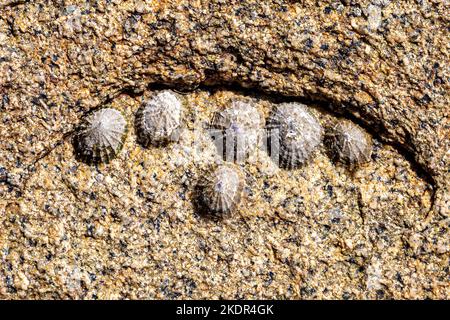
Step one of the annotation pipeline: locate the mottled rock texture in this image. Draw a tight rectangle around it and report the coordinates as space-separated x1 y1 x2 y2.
0 0 448 299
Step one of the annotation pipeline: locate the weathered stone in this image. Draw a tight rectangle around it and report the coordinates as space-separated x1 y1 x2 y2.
0 1 448 299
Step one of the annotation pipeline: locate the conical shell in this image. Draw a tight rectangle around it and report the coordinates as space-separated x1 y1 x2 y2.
135 91 182 147
267 102 322 169
210 100 262 163
328 121 372 167
73 108 127 164
199 164 244 217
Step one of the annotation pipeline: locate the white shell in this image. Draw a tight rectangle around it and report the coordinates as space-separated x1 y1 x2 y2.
135 91 182 147
74 108 127 164
329 121 372 167
200 165 244 216
267 102 322 168
211 100 262 163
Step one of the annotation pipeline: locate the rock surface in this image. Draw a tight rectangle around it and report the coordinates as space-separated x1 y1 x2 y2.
0 0 448 299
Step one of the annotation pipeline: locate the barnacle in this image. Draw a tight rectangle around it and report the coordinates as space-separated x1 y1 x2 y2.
135 91 182 147
210 100 262 163
198 164 244 217
267 102 322 169
327 120 372 168
73 108 128 164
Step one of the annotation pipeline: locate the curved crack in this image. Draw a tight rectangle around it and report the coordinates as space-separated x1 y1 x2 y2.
23 81 438 218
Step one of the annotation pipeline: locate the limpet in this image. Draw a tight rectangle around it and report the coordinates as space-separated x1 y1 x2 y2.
327 120 372 168
135 91 182 147
73 108 128 164
267 102 322 169
198 164 244 217
210 100 262 163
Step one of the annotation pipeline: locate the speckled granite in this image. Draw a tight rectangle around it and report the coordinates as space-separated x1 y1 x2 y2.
0 1 448 299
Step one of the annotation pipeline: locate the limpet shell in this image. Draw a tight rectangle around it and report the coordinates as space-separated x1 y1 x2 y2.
267 102 322 169
210 100 262 163
327 120 372 167
73 108 128 164
135 91 182 147
198 164 244 217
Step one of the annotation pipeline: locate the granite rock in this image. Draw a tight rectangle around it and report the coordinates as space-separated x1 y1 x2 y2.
0 0 448 299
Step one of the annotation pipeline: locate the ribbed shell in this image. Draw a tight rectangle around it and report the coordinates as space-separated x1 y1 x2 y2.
329 121 372 167
211 100 262 163
135 91 182 147
74 108 127 164
267 102 322 168
200 165 244 217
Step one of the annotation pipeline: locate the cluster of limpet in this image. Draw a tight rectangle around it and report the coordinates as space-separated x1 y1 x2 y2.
210 100 262 163
73 108 128 164
326 120 372 168
267 102 323 169
197 164 244 217
72 92 373 218
135 91 182 147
